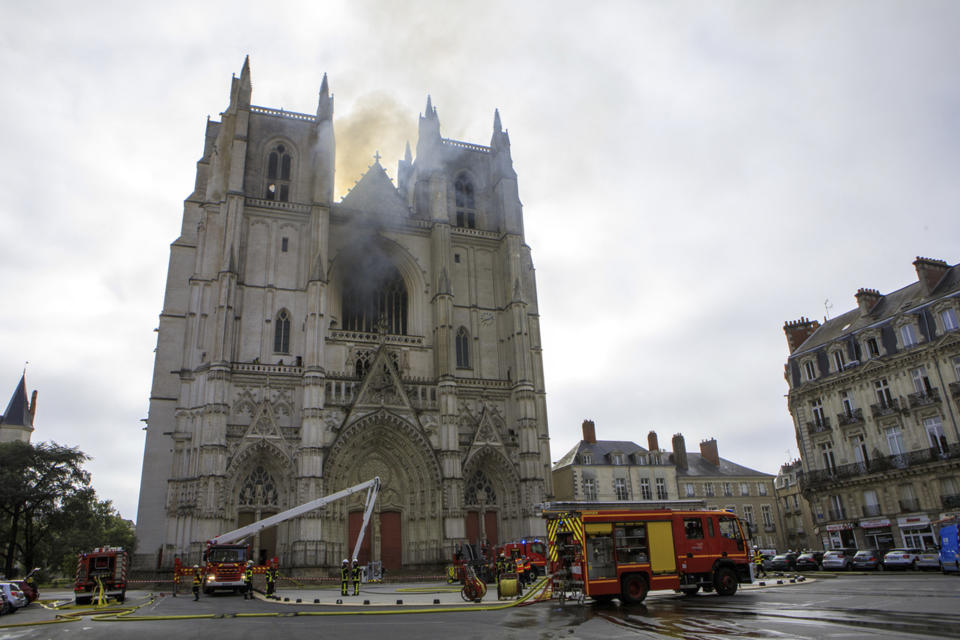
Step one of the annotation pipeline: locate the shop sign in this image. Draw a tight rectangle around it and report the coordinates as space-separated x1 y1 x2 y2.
859 518 890 529
826 522 854 532
897 514 930 528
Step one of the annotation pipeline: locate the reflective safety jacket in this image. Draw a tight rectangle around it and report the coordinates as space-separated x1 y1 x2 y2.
193 572 202 586
352 564 362 581
244 567 253 583
340 565 351 581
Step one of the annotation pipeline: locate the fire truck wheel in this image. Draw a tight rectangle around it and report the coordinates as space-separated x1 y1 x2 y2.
713 567 738 596
620 574 649 604
530 566 539 579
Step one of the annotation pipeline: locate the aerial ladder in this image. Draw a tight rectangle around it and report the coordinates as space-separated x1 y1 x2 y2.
197 477 381 594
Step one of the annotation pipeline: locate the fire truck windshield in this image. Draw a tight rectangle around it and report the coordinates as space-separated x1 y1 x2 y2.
208 548 246 563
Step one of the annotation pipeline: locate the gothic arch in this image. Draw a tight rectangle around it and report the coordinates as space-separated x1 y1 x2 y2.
327 235 427 337
226 439 296 521
461 445 522 545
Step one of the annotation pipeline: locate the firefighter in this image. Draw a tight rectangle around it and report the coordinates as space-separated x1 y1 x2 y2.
265 565 276 596
522 555 533 585
340 559 350 596
753 549 767 578
514 555 525 596
243 560 254 600
192 565 201 601
351 558 362 596
495 553 506 578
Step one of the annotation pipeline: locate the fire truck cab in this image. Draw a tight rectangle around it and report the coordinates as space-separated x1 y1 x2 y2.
499 539 548 577
202 543 258 594
543 502 752 604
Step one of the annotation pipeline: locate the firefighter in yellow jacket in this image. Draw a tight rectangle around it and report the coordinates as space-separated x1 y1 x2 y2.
340 559 350 596
243 560 254 599
351 559 362 596
192 565 202 601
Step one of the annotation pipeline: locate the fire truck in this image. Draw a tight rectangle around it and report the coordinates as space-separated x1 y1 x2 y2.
542 501 752 604
196 477 381 595
74 547 128 605
499 539 548 577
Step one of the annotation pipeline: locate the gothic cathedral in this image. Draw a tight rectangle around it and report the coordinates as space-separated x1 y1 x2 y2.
134 58 553 571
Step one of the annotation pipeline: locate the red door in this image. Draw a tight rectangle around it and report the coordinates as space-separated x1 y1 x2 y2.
484 511 499 546
466 511 480 544
347 511 372 564
380 511 402 570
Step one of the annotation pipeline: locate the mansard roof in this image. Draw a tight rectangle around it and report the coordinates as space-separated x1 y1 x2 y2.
674 452 772 479
338 160 411 218
791 261 960 357
1 374 32 427
553 439 652 469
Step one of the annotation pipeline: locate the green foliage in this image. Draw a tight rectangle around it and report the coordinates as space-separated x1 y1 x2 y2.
0 440 133 579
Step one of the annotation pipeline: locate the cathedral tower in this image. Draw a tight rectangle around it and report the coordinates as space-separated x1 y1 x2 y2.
135 59 552 571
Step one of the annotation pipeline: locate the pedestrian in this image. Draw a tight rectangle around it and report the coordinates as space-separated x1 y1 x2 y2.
340 559 350 597
192 565 202 601
352 559 362 596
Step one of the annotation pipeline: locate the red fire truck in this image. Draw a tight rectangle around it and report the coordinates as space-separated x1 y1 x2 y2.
499 539 548 577
543 501 752 604
74 547 128 605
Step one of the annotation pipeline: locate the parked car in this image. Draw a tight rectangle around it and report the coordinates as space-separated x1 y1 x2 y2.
768 552 798 571
795 551 824 571
852 549 884 570
917 549 941 570
882 548 922 570
821 548 857 571
0 583 27 610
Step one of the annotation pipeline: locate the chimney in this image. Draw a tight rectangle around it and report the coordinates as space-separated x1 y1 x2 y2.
671 433 688 471
913 256 949 296
855 288 882 317
783 317 820 353
700 438 719 466
581 419 596 444
28 390 37 425
647 430 659 452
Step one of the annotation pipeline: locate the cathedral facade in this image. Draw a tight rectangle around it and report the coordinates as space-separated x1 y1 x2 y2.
134 58 552 571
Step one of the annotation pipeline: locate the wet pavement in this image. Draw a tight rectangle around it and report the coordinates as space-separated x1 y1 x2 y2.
2 573 958 639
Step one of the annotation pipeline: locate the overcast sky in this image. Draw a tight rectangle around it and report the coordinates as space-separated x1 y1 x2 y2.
2 1 959 522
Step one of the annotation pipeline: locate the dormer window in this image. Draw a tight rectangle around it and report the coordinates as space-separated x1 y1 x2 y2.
265 143 292 202
612 453 625 465
803 360 817 381
940 307 958 332
864 336 880 359
454 174 476 229
581 453 592 465
899 323 918 348
832 349 846 372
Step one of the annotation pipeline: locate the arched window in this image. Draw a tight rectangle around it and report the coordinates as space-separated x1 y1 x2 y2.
238 466 279 507
456 326 471 368
454 174 476 229
265 143 292 202
342 265 408 335
464 469 497 506
274 309 291 353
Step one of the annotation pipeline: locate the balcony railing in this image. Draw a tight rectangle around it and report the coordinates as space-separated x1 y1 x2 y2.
837 408 865 427
942 494 960 509
899 498 921 512
763 524 776 533
807 416 832 435
907 387 941 409
870 398 901 418
800 443 960 492
861 504 882 517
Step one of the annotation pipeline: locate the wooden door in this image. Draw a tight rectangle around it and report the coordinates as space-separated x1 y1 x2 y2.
380 511 402 570
466 511 480 544
347 511 372 564
484 511 499 546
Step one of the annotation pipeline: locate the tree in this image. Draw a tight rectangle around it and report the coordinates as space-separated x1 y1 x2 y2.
0 441 122 578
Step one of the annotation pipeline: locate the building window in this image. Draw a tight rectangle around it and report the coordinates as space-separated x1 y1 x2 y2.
849 434 869 466
342 264 408 335
941 308 959 332
684 483 695 497
874 378 893 408
739 483 750 497
265 143 292 202
581 453 592 465
455 326 471 368
792 494 799 509
742 505 754 525
811 398 826 427
840 390 856 417
829 494 845 520
273 309 291 353
583 478 597 501
911 366 932 396
656 478 667 500
925 417 947 454
454 174 476 229
865 337 880 358
704 482 715 497
612 453 624 465
820 442 836 473
803 360 817 381
886 426 905 456
900 323 918 348
832 349 846 372
863 489 880 516
640 478 652 500
954 356 960 380
722 482 733 497
761 505 773 527
614 477 628 500
757 483 768 496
